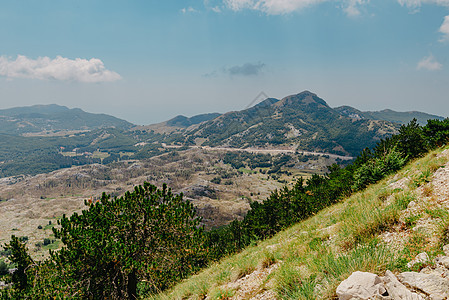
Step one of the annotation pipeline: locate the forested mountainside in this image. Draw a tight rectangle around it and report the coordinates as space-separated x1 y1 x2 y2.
159 91 400 157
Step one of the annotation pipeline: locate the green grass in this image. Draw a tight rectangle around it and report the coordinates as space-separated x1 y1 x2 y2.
41 240 61 251
405 214 422 228
238 167 256 174
43 224 55 230
92 150 110 159
60 151 77 157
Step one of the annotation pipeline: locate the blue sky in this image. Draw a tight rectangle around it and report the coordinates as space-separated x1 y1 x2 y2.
0 0 448 124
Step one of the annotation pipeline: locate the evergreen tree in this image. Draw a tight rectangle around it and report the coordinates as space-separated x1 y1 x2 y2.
396 118 427 159
423 118 449 148
50 182 204 299
3 235 34 291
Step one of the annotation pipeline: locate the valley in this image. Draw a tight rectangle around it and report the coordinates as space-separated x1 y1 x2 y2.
0 145 338 259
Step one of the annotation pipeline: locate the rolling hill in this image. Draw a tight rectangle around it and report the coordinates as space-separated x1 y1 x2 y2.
0 104 133 135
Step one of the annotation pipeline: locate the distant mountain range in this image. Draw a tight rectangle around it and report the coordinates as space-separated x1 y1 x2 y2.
166 113 222 128
181 91 398 156
1 96 443 139
0 104 133 135
334 106 444 125
145 91 444 156
0 92 445 178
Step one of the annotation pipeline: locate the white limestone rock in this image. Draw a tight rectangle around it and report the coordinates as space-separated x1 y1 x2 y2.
397 272 449 300
383 270 424 300
435 256 449 269
420 265 449 278
336 271 388 300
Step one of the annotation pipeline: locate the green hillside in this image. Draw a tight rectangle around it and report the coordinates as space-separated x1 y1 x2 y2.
151 145 449 300
0 128 141 177
0 104 133 135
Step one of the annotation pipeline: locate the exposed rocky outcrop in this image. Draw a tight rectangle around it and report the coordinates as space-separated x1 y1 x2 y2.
336 271 388 299
337 249 449 300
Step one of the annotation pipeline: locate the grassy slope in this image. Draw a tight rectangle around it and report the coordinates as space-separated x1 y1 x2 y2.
150 146 449 299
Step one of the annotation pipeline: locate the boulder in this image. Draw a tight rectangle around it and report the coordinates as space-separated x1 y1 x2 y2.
397 272 449 300
420 265 449 278
435 256 449 269
383 270 423 300
336 271 388 300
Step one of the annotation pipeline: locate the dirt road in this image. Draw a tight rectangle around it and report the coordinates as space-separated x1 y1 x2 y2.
161 144 354 160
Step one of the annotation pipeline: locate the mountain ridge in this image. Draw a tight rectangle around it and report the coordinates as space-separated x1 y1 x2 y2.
174 91 398 156
0 104 134 135
0 91 445 178
166 113 222 128
335 105 444 125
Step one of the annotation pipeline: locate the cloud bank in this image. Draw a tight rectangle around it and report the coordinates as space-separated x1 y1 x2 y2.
223 0 449 15
223 0 366 16
397 0 449 11
226 62 266 76
417 55 442 71
0 55 121 83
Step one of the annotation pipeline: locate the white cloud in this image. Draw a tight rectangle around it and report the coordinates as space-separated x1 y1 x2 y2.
343 0 367 16
417 55 443 71
224 0 449 15
223 0 367 16
440 15 449 42
224 0 257 11
397 0 449 11
258 0 328 14
181 7 198 13
203 0 223 12
0 55 121 83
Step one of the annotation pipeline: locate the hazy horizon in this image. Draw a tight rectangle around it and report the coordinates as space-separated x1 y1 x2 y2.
0 90 446 126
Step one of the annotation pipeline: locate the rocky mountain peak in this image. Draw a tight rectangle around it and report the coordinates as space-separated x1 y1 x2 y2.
274 90 329 108
252 97 279 109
